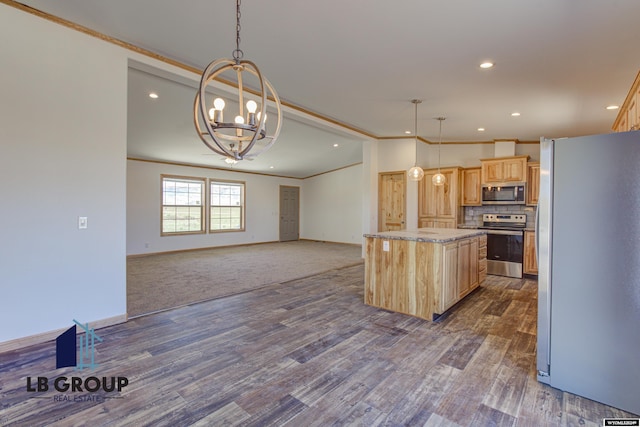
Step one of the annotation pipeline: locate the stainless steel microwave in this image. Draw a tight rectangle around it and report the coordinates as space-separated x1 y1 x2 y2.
481 182 526 205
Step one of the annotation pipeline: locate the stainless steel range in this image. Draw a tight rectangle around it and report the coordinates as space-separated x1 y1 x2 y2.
478 213 526 278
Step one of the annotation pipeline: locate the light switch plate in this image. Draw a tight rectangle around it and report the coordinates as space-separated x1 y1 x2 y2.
383 240 389 252
78 216 88 229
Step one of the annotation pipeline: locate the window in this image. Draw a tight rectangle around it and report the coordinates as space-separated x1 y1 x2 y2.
161 175 205 235
210 180 245 232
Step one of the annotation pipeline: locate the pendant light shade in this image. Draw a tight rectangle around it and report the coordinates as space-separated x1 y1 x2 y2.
409 166 425 181
432 172 446 185
408 99 424 181
432 117 446 186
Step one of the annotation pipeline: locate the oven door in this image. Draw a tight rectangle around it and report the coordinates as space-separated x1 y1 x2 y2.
486 229 524 278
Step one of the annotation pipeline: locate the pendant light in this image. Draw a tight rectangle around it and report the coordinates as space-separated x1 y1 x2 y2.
408 99 425 181
194 0 282 162
432 117 446 186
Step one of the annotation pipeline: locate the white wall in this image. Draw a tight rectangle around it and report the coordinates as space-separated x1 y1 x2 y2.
377 138 420 229
128 160 365 254
127 160 301 254
0 2 540 344
418 142 540 169
420 141 540 169
369 139 541 233
301 164 363 244
0 4 127 342
421 142 495 169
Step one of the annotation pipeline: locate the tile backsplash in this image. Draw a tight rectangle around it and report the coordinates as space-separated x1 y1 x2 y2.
463 205 537 229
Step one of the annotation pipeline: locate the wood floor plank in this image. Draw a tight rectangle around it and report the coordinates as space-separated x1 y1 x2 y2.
1 265 637 426
469 403 517 427
190 401 251 426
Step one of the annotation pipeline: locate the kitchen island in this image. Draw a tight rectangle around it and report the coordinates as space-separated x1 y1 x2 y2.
364 228 487 320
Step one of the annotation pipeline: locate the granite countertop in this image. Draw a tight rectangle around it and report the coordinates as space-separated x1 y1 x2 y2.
364 228 487 243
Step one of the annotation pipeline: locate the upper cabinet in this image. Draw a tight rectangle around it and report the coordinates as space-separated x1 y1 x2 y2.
460 167 481 206
526 162 540 206
418 167 461 228
613 70 640 133
480 155 529 184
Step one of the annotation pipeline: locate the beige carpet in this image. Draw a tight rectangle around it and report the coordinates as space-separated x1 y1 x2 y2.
127 240 363 317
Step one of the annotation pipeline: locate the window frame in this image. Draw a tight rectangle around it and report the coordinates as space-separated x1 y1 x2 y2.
160 174 206 236
209 178 246 233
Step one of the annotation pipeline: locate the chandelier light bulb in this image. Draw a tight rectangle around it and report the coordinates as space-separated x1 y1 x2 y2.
246 100 257 113
235 115 245 124
213 98 225 110
213 98 226 110
208 108 216 121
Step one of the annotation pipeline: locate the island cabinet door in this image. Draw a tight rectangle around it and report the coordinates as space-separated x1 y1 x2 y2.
457 239 471 297
439 242 459 313
469 237 479 289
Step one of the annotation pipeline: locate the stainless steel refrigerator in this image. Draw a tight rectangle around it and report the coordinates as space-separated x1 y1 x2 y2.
537 131 640 415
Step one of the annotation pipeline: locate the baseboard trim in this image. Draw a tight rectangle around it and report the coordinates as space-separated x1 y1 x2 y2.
127 241 280 258
127 240 362 258
0 313 128 353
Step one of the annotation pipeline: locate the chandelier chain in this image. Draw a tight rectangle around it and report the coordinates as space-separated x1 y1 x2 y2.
233 0 243 62
439 119 442 169
414 101 418 163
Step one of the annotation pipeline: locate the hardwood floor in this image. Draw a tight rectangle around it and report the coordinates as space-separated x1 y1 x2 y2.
0 265 637 426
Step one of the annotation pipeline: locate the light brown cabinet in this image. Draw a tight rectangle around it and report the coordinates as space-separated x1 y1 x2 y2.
526 162 540 206
613 70 640 132
524 230 538 275
457 237 479 299
364 233 486 320
438 236 483 313
440 242 459 312
478 234 487 284
480 156 529 184
418 218 456 229
418 167 461 228
460 167 482 206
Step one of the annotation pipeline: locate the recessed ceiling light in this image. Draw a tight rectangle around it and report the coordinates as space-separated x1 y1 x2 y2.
148 92 159 99
405 130 412 134
477 128 485 132
269 166 274 169
333 143 339 147
606 105 619 110
511 112 521 117
480 62 494 69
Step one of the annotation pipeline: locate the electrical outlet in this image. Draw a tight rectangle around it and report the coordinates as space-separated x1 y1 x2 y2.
78 216 88 229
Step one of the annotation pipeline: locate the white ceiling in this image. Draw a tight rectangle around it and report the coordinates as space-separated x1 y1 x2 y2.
14 0 640 178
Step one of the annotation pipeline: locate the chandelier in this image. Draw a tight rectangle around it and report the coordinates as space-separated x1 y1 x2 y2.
432 117 446 186
194 0 282 161
408 99 425 181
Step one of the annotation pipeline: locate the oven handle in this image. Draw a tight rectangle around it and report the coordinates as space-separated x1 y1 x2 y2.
484 229 524 236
